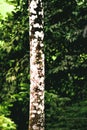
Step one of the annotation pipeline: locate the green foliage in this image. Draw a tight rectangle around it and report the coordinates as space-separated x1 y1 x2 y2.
45 91 70 129
0 0 14 20
44 0 87 129
0 0 87 129
64 100 87 130
0 0 29 129
46 91 87 130
0 115 16 130
0 103 11 116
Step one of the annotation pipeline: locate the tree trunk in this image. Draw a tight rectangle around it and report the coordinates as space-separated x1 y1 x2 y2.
29 0 45 130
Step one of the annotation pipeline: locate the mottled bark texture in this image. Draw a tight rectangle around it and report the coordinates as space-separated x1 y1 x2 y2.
29 0 44 130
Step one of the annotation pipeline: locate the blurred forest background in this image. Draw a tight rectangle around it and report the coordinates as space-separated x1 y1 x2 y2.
0 0 87 130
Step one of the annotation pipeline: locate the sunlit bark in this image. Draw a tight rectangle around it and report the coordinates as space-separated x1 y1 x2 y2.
29 0 45 130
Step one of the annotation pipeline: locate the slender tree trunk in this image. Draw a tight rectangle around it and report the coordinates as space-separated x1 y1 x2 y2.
29 0 45 130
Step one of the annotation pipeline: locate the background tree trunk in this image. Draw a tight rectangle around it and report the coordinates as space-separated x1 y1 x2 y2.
29 0 45 130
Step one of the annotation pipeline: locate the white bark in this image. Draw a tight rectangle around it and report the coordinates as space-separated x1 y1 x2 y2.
29 0 44 130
